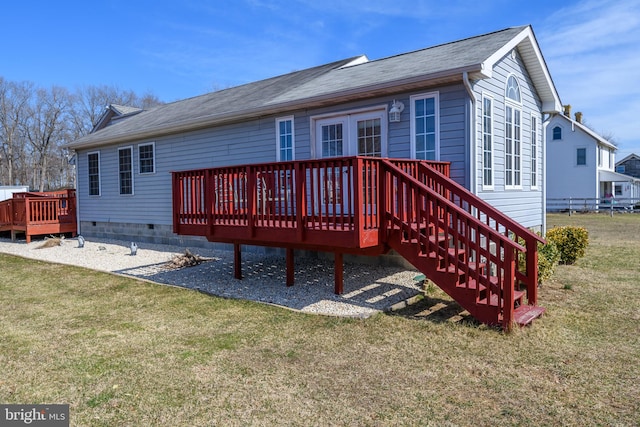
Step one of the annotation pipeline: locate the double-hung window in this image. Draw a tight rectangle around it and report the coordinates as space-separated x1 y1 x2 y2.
577 148 587 166
88 152 100 196
410 92 439 160
482 95 494 188
505 75 522 189
276 117 295 161
505 106 522 188
118 147 133 195
139 143 155 174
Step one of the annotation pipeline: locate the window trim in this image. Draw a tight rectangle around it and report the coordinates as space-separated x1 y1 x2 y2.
410 91 440 160
576 147 587 166
118 146 134 196
87 151 101 197
531 113 540 190
138 142 156 175
481 93 494 190
505 103 523 190
276 116 295 162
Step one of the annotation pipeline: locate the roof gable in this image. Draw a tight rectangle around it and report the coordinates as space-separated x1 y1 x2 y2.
551 114 617 150
616 153 640 165
92 104 144 133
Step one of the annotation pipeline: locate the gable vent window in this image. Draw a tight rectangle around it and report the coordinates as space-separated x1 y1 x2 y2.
506 75 521 103
553 126 562 140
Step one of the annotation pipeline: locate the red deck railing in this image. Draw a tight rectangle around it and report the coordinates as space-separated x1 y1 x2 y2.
172 157 449 252
0 189 77 243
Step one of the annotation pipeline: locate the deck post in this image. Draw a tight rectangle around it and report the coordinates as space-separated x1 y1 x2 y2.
234 243 242 280
334 252 344 294
286 248 294 286
295 162 305 242
527 238 539 305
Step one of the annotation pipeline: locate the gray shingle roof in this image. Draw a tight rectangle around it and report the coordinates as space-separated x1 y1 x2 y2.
67 25 557 149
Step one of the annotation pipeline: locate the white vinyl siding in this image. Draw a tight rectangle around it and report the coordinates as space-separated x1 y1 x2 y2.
276 117 295 161
138 142 155 174
482 95 494 189
118 146 134 195
410 92 439 160
87 151 100 196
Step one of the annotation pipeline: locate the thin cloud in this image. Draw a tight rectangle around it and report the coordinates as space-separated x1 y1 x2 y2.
539 0 640 154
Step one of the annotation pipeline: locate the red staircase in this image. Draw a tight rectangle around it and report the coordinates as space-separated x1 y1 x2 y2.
380 160 545 328
172 157 545 329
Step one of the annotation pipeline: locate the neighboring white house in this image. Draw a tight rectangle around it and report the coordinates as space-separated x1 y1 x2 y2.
546 109 640 210
0 186 29 201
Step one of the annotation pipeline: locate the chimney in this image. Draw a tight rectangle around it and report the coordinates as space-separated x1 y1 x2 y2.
563 104 572 117
575 112 583 123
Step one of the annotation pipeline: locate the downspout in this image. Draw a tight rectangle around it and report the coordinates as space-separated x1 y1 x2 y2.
542 115 548 233
73 150 80 238
462 72 476 194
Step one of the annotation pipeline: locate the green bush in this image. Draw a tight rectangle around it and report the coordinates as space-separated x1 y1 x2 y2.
537 240 561 283
545 226 589 265
518 234 561 284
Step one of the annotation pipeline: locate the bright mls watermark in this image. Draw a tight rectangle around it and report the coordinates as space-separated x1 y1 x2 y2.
0 405 69 426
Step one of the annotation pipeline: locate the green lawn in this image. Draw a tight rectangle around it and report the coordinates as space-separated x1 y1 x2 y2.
1 213 638 426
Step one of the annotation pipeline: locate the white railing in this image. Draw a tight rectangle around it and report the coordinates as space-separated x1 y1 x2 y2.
547 197 640 214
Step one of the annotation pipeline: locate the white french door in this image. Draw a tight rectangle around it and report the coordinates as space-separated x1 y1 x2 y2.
315 110 386 158
313 110 386 216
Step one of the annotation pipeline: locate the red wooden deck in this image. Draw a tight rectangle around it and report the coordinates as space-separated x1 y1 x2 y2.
172 156 544 329
0 189 77 243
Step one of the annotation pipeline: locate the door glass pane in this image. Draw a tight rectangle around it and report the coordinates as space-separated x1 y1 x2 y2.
414 97 436 160
356 118 381 157
321 123 343 157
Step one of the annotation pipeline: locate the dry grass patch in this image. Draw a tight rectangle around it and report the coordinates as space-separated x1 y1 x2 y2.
0 213 638 426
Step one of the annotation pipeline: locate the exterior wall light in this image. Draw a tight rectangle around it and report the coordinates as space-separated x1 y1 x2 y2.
389 100 405 123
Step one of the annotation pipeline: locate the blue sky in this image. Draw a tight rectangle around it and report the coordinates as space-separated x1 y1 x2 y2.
3 0 638 157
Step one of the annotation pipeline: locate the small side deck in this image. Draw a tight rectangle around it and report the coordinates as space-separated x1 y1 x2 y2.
0 189 77 243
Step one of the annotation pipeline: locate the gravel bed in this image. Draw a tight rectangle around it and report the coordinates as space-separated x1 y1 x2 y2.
0 235 423 317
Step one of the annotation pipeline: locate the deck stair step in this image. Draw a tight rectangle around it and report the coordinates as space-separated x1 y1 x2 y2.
513 305 546 326
479 289 525 307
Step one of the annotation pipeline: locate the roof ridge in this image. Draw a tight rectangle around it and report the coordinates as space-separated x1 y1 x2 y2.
345 25 529 68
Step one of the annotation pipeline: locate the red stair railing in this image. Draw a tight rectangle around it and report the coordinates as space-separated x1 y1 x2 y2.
412 163 544 305
381 160 525 326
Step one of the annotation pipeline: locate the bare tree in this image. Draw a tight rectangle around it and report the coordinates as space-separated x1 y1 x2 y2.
23 86 72 191
0 76 163 190
70 85 163 139
0 78 33 185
